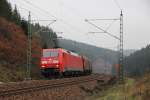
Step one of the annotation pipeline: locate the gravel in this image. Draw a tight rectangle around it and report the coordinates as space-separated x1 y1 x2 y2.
0 74 112 100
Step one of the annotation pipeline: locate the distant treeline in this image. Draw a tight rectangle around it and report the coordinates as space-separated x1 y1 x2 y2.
124 45 150 76
0 0 58 48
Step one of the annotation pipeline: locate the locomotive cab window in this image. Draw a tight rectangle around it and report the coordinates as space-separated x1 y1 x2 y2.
43 51 58 57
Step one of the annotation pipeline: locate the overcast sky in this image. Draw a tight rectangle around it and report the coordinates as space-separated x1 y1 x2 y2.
8 0 150 50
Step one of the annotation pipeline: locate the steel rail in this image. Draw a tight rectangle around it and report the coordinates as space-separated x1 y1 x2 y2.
0 75 110 97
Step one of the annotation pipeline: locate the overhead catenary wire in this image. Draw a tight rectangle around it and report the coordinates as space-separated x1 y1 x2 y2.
16 6 40 19
113 0 122 11
57 0 85 19
22 0 84 34
16 7 55 28
105 19 117 31
23 0 57 19
34 20 57 34
14 0 123 45
56 0 94 35
12 0 79 34
85 19 119 21
58 0 123 34
85 19 120 40
12 0 51 21
14 0 58 21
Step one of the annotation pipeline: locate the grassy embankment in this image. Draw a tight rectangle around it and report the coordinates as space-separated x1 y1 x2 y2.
88 73 150 100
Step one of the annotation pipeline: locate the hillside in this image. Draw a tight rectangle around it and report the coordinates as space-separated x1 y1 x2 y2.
0 0 59 82
0 17 42 82
124 45 150 76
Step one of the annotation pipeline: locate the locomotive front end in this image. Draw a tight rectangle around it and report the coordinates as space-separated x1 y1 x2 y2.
40 49 62 77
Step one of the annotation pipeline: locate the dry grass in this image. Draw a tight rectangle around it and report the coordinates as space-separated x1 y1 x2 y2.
0 64 26 82
88 73 150 100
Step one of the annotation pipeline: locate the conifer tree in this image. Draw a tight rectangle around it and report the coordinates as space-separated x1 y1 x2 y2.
0 0 12 20
12 5 21 25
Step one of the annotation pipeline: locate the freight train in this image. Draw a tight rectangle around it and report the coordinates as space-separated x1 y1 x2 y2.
40 48 92 78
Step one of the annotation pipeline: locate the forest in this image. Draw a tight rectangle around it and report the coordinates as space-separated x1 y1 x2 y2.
124 45 150 77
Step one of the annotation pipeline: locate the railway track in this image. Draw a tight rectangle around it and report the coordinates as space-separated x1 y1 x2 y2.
0 74 114 97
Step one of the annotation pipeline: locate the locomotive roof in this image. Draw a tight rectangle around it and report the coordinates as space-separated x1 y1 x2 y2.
43 48 81 57
62 49 81 57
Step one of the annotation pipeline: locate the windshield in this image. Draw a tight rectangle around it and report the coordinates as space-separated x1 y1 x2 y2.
43 51 58 57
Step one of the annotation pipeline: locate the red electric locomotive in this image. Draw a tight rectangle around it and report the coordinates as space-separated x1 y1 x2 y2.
40 48 92 78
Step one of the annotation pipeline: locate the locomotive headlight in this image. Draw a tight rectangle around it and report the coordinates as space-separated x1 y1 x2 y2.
56 64 59 67
41 66 45 68
41 61 48 64
53 60 58 63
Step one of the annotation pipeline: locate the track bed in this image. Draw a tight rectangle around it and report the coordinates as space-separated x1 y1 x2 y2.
0 74 116 100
